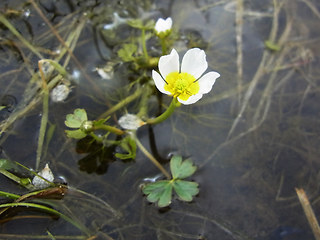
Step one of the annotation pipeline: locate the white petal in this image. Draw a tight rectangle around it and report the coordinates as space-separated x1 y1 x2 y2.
181 48 208 79
198 71 220 94
152 70 171 95
118 114 145 130
178 94 203 105
158 49 179 79
155 17 172 33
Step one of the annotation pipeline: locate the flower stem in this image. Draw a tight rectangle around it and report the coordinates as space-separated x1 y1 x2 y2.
98 87 144 119
160 37 167 55
134 135 171 179
146 98 180 125
93 124 125 135
141 28 149 60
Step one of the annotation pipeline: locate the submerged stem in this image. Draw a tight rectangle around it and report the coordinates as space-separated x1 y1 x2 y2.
146 97 179 125
36 61 49 171
134 135 171 179
98 87 144 119
141 29 149 60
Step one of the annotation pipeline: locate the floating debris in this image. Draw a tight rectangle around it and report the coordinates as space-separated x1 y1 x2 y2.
32 163 54 189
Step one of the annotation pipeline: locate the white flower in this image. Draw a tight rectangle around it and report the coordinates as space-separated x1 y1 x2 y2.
50 84 71 102
152 48 220 105
118 114 145 130
154 17 172 35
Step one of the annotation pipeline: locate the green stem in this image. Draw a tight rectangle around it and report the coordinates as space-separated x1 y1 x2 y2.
137 85 152 118
0 14 43 58
93 124 125 135
0 191 20 200
36 60 50 171
134 135 171 179
0 202 90 235
141 28 149 60
98 87 144 119
89 132 103 143
38 59 68 77
160 37 167 55
146 98 180 125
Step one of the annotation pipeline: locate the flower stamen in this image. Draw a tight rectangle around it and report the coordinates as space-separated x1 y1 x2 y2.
164 72 200 101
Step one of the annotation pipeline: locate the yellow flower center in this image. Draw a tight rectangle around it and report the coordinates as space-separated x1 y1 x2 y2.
164 72 200 101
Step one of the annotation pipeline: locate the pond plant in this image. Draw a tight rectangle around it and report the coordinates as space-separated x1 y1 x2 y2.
1 0 320 239
64 18 220 207
0 3 220 238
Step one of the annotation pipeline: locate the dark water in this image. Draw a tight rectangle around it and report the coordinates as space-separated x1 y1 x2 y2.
1 0 320 239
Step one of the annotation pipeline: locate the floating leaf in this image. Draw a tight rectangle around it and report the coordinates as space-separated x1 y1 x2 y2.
117 43 137 62
143 155 199 207
142 180 173 207
173 180 199 202
65 109 88 128
170 156 196 179
65 129 87 139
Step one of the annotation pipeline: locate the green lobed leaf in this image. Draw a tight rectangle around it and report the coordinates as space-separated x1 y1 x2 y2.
65 129 87 139
127 19 144 29
117 43 137 62
65 109 88 128
170 156 197 179
142 180 173 207
173 179 199 202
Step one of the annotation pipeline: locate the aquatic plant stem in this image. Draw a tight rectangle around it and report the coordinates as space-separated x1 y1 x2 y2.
134 135 170 179
160 37 167 55
0 202 90 236
36 61 49 171
0 14 43 58
99 87 144 119
146 98 180 125
141 29 149 60
92 124 125 135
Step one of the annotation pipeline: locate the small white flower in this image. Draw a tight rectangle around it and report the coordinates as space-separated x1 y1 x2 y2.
50 84 70 102
152 48 220 104
154 17 172 36
118 114 145 130
32 163 54 189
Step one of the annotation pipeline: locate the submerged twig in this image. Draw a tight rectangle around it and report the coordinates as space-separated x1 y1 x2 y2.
235 0 244 106
134 134 171 179
227 0 282 139
296 188 320 240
